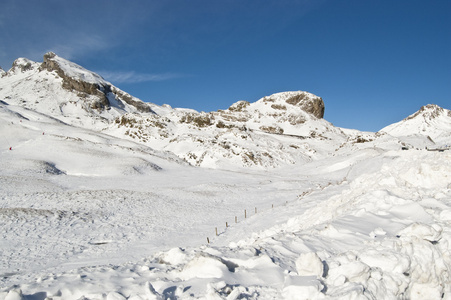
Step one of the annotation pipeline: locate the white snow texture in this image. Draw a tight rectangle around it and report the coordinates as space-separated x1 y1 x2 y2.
0 53 450 299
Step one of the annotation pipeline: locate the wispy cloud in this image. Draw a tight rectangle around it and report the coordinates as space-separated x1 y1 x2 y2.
98 70 187 84
0 0 130 67
43 35 111 61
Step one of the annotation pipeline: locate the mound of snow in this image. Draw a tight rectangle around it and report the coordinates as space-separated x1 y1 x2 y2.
295 252 324 277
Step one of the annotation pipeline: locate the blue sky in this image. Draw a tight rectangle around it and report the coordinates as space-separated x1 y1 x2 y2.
1 0 450 131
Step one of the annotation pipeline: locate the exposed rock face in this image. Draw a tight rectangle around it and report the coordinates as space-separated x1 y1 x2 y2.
40 52 152 113
8 58 40 74
110 86 153 113
285 93 325 119
258 91 325 120
406 104 444 121
40 52 110 110
228 101 250 112
260 125 284 134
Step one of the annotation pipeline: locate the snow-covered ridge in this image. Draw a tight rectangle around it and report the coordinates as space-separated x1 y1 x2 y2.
1 52 449 169
380 104 451 146
40 52 153 114
40 52 106 85
0 53 154 129
3 57 41 76
218 91 330 137
0 53 344 168
406 104 450 121
256 90 325 119
105 89 346 169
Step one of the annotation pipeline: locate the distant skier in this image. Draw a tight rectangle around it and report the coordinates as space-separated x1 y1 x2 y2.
9 147 12 150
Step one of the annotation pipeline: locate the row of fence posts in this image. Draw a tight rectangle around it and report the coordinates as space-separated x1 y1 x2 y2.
207 201 289 244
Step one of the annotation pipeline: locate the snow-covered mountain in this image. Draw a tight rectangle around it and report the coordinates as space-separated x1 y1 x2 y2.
380 104 451 148
1 53 451 299
1 53 352 169
2 52 449 168
104 90 352 169
0 52 152 129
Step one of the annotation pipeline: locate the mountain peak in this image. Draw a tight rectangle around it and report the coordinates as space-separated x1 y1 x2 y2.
406 104 448 121
40 52 106 85
380 104 451 145
258 91 325 119
0 52 153 123
38 52 152 113
8 57 40 74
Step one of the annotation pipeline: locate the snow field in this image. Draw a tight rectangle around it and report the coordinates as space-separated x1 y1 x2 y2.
1 146 450 299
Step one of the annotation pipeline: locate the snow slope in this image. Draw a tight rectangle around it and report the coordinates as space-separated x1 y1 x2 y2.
381 104 451 147
1 53 450 299
0 53 152 130
2 123 450 299
102 91 348 169
1 53 348 169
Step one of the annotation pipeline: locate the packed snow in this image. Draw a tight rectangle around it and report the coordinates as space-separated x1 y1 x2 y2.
1 54 450 299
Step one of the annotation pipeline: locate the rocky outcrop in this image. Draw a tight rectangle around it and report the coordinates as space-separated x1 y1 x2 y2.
110 86 153 113
259 91 325 120
406 104 444 121
40 52 110 110
8 58 40 74
285 93 325 119
39 52 152 113
228 101 250 112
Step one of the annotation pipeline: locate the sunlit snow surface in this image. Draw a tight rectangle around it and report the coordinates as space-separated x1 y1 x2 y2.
1 55 451 299
1 102 450 300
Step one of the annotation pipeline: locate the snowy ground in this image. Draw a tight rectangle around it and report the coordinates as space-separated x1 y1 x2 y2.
1 103 451 299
